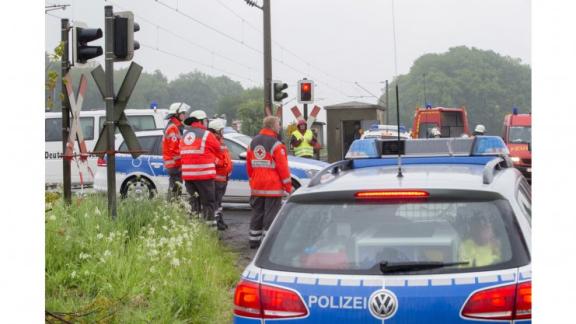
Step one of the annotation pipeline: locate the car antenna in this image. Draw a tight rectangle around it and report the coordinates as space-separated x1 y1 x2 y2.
396 84 403 178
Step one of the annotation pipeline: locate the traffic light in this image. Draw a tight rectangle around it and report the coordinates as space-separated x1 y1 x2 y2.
73 23 103 64
113 11 140 62
272 81 288 103
298 79 314 103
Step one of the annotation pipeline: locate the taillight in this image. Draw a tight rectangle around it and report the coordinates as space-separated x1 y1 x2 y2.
461 281 531 320
233 280 308 319
97 157 107 167
355 190 429 200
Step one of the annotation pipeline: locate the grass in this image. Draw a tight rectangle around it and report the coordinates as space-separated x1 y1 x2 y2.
45 193 240 323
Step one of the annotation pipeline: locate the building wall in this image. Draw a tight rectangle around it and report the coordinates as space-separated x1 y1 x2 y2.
326 108 384 162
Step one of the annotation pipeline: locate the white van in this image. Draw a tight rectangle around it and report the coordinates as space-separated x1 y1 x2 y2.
45 108 168 187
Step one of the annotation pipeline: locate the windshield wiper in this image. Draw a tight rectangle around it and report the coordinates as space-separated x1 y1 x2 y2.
378 261 469 274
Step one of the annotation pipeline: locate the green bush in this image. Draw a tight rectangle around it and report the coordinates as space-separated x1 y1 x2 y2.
45 194 240 323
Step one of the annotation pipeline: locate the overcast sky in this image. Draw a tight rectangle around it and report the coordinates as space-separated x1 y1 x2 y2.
45 0 530 123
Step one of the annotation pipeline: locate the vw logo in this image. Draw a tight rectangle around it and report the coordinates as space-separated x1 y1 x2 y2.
254 145 266 160
368 289 398 320
183 132 196 145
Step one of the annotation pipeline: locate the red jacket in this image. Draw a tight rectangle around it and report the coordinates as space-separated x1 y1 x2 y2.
162 117 183 170
246 128 292 197
179 122 222 181
215 137 232 182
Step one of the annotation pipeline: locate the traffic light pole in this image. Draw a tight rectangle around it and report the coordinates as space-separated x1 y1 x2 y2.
303 103 308 120
104 5 117 219
263 0 272 116
385 80 389 124
61 18 72 205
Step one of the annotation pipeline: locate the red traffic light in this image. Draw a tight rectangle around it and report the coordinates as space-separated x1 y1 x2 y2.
301 83 311 93
298 80 314 103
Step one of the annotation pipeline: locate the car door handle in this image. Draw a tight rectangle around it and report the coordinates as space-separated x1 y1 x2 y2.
150 162 163 168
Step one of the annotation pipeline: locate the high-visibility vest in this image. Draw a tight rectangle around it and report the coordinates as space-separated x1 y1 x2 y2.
291 129 314 157
179 122 221 181
162 117 183 169
246 128 292 197
215 138 232 182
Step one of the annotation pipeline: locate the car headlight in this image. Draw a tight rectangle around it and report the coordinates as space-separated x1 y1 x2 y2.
305 169 320 178
511 156 521 163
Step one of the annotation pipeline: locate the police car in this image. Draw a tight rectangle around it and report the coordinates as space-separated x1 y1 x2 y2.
233 136 531 323
93 129 328 201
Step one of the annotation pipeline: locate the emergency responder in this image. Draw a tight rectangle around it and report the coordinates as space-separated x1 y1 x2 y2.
458 213 502 267
430 127 442 138
162 102 190 201
473 124 486 136
180 110 222 227
247 116 292 249
290 120 315 158
208 118 231 231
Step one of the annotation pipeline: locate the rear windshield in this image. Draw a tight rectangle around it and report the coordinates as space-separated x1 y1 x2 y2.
257 200 529 275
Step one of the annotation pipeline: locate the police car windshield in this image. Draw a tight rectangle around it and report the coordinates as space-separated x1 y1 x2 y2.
257 200 529 275
508 126 531 144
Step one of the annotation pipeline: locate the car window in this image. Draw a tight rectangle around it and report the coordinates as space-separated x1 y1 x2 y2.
258 199 530 275
99 115 157 134
228 134 253 147
45 117 95 142
224 138 246 160
508 126 531 144
119 135 160 155
517 180 532 223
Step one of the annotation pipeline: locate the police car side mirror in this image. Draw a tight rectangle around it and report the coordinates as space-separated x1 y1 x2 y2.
239 152 247 160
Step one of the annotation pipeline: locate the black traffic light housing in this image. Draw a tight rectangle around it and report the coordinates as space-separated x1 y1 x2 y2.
272 81 289 103
298 79 314 103
73 26 103 64
113 11 140 62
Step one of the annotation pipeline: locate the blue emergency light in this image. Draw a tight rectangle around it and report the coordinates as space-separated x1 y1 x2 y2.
150 101 158 110
513 107 518 115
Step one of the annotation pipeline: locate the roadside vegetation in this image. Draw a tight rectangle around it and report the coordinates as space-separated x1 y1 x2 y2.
45 193 240 323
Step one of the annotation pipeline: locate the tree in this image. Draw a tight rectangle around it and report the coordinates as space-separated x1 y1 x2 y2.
381 46 531 135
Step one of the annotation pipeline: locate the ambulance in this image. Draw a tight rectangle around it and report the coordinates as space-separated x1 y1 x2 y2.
502 109 531 182
45 108 168 188
411 106 470 138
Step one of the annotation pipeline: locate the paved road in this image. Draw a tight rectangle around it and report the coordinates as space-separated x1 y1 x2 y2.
221 203 258 270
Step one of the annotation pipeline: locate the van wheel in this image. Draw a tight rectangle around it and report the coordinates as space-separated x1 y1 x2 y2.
121 176 156 200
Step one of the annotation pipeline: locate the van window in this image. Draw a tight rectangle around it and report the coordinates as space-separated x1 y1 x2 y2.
119 136 160 155
418 122 438 138
99 115 157 134
45 117 95 142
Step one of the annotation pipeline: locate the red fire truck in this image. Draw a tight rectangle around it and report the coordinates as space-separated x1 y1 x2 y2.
411 106 470 138
502 109 531 182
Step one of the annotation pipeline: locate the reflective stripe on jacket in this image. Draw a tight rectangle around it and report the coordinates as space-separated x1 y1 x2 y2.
179 122 222 181
246 128 292 197
215 141 232 182
291 129 314 157
162 117 183 169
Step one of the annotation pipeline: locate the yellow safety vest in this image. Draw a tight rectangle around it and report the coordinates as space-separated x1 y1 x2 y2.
291 129 314 157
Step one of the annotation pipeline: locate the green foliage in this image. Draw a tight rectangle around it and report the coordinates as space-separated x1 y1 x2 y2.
45 194 240 323
382 46 531 135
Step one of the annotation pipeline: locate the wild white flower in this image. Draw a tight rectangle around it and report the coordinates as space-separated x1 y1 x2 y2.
84 212 89 218
48 215 56 221
96 224 100 230
149 266 156 273
171 258 180 267
162 225 168 231
79 252 91 260
151 286 156 292
96 233 104 240
103 250 111 257
84 270 90 276
70 271 77 279
99 257 105 263
95 207 101 215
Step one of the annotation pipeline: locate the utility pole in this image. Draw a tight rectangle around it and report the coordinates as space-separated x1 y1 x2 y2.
385 80 389 124
61 18 72 205
104 5 117 219
263 0 272 116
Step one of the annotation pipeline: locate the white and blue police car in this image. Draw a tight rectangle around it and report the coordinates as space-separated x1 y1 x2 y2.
233 136 531 323
93 129 328 201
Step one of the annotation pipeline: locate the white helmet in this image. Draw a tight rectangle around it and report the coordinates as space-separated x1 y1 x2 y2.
189 110 207 120
474 124 486 134
430 127 441 137
208 118 226 131
166 102 190 119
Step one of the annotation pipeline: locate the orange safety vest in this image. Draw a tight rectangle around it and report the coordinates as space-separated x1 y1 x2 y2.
179 122 221 181
215 138 232 182
246 128 292 197
162 117 183 169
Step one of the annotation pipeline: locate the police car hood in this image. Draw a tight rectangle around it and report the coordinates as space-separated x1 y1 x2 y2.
288 156 328 169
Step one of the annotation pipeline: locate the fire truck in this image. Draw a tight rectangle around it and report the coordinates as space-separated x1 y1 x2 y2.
411 106 470 138
502 109 531 182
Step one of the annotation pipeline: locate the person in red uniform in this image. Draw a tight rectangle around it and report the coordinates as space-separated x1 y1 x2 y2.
180 110 222 227
162 102 190 201
246 116 292 248
208 118 231 230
